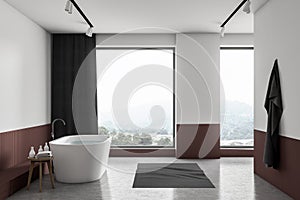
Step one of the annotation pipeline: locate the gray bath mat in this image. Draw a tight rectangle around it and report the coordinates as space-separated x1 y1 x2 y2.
132 163 215 188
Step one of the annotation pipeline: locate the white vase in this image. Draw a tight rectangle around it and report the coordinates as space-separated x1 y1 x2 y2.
29 146 35 158
44 142 49 151
38 145 43 153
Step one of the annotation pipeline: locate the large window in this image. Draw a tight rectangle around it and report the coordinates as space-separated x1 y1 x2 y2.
96 48 174 147
220 47 254 147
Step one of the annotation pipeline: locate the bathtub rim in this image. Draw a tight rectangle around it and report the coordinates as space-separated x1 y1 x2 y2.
49 135 111 146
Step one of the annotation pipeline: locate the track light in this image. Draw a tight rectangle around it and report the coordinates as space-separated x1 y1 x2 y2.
243 0 251 14
65 0 94 35
65 0 73 14
221 0 252 31
86 27 94 37
220 26 225 37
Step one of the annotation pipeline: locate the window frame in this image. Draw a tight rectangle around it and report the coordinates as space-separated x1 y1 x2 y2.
220 46 254 149
96 47 176 149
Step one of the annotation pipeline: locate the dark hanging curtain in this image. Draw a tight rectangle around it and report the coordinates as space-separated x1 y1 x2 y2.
263 59 283 169
51 34 98 139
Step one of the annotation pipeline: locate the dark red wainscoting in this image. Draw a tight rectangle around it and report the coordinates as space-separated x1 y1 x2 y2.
254 129 300 200
0 124 51 200
176 124 220 159
220 148 253 157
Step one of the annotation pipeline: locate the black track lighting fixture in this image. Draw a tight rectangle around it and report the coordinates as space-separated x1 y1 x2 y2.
243 0 251 14
65 0 73 14
220 0 251 37
64 0 94 37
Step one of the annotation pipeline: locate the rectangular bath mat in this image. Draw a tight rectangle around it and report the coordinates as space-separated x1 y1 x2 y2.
133 163 215 188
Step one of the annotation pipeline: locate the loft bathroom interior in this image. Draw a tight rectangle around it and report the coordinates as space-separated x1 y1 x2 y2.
0 0 299 199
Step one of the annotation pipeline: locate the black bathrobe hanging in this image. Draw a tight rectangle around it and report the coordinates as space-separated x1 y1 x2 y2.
263 59 283 169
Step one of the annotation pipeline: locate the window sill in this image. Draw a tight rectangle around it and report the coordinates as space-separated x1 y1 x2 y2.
109 148 175 157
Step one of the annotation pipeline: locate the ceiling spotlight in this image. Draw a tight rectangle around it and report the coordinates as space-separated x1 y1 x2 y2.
65 0 73 14
86 27 94 37
220 26 225 37
243 0 251 14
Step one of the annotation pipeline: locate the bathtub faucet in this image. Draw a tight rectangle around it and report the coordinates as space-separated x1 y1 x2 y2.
51 118 66 140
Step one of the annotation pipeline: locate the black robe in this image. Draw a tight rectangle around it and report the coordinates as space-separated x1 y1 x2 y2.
263 59 283 169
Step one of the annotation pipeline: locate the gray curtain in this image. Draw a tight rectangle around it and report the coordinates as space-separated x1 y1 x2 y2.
51 34 98 139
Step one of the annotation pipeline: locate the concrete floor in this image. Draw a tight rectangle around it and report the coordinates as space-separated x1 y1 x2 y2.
8 157 291 200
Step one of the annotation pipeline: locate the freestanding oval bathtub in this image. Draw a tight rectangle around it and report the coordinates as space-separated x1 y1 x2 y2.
49 135 111 183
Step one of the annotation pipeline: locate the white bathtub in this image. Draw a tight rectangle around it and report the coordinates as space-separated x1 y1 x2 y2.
49 135 111 183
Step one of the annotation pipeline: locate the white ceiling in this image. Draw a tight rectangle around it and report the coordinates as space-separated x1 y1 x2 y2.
5 0 253 34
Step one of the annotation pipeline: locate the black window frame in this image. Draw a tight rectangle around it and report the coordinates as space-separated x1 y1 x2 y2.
220 46 254 149
96 47 176 149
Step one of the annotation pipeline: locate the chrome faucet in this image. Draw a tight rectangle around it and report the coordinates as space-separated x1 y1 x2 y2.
51 118 66 140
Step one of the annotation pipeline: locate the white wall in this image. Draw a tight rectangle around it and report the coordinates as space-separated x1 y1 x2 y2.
176 34 220 123
221 34 254 46
254 0 300 140
0 1 51 132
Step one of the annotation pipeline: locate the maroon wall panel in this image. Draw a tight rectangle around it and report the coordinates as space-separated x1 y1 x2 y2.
176 124 220 159
0 183 10 200
14 125 51 165
0 132 15 170
0 125 51 168
0 124 51 200
220 148 253 157
254 130 300 199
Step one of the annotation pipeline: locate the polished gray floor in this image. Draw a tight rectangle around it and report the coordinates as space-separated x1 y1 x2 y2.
8 158 291 200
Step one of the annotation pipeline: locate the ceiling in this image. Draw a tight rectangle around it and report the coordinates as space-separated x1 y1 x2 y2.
5 0 253 34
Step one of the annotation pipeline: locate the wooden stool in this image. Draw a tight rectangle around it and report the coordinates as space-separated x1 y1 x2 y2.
27 156 55 192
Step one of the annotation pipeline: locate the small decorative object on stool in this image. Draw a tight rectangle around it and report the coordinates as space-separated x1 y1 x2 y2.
44 142 50 151
38 145 43 153
28 146 35 158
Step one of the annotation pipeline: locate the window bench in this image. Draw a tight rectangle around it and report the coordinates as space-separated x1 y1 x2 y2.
0 161 40 200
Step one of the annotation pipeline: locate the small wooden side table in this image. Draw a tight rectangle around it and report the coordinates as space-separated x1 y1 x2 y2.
27 156 55 192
